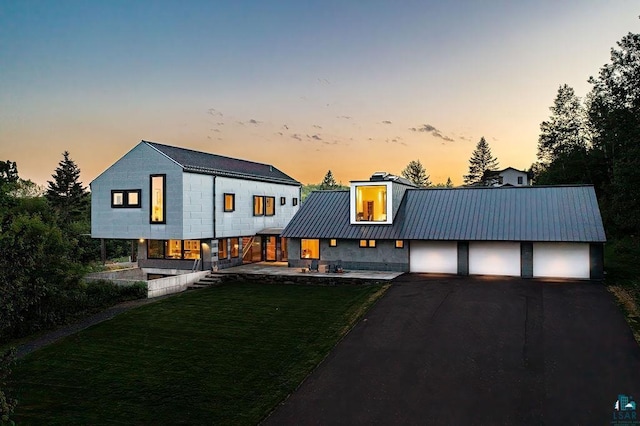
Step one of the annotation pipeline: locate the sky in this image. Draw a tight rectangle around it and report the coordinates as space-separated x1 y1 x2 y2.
1 1 638 187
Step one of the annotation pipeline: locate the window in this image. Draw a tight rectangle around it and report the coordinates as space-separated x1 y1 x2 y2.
230 238 240 258
395 240 404 249
280 197 286 205
224 193 235 212
517 176 523 185
111 189 141 208
265 196 275 216
218 239 228 259
147 240 201 260
301 239 320 259
183 240 201 259
359 239 376 248
253 196 264 216
293 197 298 206
148 240 164 259
329 239 337 247
166 240 182 259
150 175 166 223
355 185 387 222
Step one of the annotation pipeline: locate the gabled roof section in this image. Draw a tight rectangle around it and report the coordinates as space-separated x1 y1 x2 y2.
144 141 300 186
282 186 606 242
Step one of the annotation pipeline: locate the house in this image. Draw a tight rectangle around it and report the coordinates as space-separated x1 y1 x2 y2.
91 141 301 271
282 172 606 279
482 167 533 186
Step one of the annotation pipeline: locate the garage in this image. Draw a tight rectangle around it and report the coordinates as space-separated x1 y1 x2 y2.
409 241 458 273
469 242 521 276
533 243 590 279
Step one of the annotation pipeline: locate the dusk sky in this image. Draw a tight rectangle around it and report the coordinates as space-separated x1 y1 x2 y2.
1 1 638 187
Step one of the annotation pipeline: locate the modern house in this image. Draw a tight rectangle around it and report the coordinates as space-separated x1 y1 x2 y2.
91 141 301 272
482 167 533 187
282 172 606 279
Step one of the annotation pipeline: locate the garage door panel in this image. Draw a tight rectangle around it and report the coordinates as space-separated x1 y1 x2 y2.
533 243 589 279
469 242 521 276
410 241 458 274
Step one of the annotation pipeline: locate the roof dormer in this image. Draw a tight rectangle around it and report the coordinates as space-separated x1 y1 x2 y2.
350 172 416 225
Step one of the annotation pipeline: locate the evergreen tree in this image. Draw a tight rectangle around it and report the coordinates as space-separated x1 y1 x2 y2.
463 137 499 185
46 151 88 224
0 160 18 187
445 177 453 188
319 170 338 190
401 159 431 187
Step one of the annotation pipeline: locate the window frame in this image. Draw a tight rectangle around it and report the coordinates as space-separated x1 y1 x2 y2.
280 196 286 206
150 174 166 224
265 196 275 216
517 176 523 185
293 197 298 206
111 189 141 208
230 237 240 258
218 238 228 259
253 195 265 216
359 239 376 248
224 193 235 212
329 239 337 247
300 239 320 260
395 240 404 249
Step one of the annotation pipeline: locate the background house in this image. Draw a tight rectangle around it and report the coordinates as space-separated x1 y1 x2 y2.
91 141 301 272
482 167 533 187
282 173 606 279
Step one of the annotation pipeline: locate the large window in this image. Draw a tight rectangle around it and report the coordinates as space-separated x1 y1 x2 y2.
224 193 235 212
355 185 387 222
301 239 320 259
253 195 264 216
218 239 228 259
230 238 240 258
111 189 141 208
147 240 200 260
265 196 275 216
150 175 166 223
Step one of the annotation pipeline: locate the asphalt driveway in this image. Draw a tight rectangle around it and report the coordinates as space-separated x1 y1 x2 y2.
264 274 640 425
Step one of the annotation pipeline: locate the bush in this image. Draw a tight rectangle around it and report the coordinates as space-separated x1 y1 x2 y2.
0 348 17 425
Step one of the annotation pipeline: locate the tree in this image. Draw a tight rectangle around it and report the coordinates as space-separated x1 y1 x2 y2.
445 177 453 188
0 161 18 187
401 159 431 187
463 137 499 185
46 151 89 224
319 170 338 190
538 84 591 165
0 348 17 425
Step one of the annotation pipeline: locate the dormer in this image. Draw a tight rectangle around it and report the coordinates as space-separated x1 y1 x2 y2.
350 172 416 225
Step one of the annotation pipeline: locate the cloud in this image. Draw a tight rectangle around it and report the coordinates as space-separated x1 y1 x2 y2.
337 115 352 120
291 134 302 141
217 122 224 126
207 108 223 117
409 123 455 142
382 120 392 124
322 141 338 145
276 132 284 136
311 134 322 141
236 121 245 125
213 129 220 133
249 119 261 125
313 124 322 129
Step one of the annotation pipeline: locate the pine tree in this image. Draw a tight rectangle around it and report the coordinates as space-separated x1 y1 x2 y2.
401 159 431 187
445 177 453 188
463 137 499 185
319 170 338 190
0 161 19 187
46 151 88 223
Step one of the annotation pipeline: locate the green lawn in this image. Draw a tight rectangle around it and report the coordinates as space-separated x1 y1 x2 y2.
10 282 388 425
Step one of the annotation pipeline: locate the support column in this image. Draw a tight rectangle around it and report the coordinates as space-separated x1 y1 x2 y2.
521 242 533 278
590 243 604 280
457 241 469 276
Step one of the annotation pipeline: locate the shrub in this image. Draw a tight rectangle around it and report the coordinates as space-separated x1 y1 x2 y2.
0 348 17 425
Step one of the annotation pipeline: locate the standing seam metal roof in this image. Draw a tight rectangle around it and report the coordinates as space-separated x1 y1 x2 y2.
281 186 606 242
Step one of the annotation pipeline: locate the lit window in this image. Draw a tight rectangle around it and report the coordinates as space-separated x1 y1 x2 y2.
224 193 235 212
112 189 141 208
301 239 319 259
359 239 376 248
230 238 239 258
218 239 228 259
369 240 376 247
183 240 201 259
265 196 275 216
395 240 404 249
355 185 387 222
253 196 264 216
167 240 182 259
359 240 367 248
150 175 165 223
293 198 298 206
330 239 337 247
280 197 286 205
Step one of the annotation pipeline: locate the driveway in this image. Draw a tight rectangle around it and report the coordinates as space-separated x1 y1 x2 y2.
264 274 640 425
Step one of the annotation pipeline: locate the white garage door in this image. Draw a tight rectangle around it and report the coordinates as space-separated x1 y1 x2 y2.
410 241 458 273
469 242 521 276
533 243 590 279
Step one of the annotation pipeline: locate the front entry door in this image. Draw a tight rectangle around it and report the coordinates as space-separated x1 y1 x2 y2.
265 236 277 261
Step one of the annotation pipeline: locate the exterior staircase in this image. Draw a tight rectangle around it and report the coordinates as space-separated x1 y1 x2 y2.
187 273 224 290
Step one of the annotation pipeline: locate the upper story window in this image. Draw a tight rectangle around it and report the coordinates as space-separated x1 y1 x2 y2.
150 175 166 224
224 193 235 212
253 195 264 216
111 189 141 208
517 176 523 185
265 196 275 216
350 182 391 224
280 196 286 206
293 197 298 206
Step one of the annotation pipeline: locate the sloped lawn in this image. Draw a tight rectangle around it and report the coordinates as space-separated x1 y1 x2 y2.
11 282 387 425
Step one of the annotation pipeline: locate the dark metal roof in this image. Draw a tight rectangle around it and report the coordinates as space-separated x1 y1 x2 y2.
145 141 300 186
281 186 606 242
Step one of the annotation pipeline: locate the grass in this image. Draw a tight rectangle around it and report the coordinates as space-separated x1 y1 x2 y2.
10 281 388 425
605 239 640 344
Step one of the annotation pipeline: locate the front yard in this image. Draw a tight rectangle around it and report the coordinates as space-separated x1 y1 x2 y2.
10 281 388 425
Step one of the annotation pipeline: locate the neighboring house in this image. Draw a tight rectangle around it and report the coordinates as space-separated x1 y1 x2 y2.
282 172 606 279
482 167 533 187
91 141 301 271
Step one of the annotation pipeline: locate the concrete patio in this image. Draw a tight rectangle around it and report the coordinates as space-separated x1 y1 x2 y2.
216 262 404 281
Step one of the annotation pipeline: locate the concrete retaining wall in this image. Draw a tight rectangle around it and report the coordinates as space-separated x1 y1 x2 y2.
85 268 208 298
221 273 386 286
